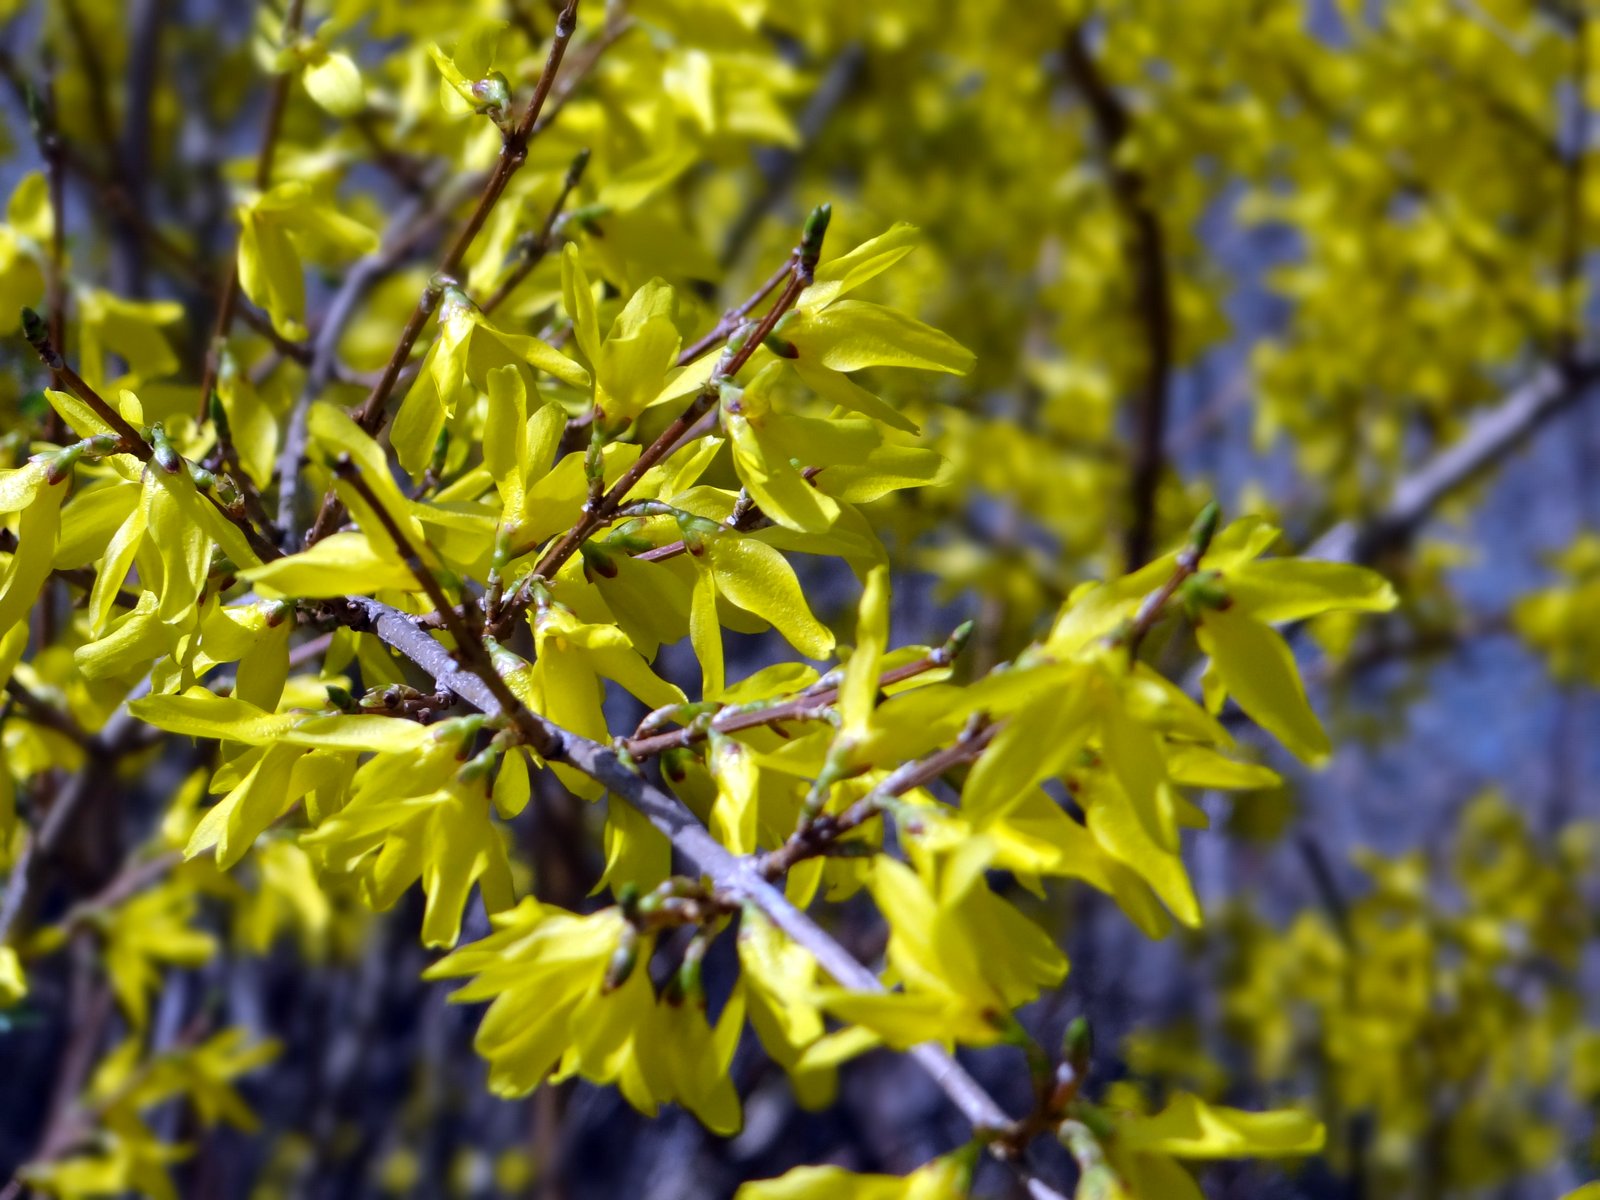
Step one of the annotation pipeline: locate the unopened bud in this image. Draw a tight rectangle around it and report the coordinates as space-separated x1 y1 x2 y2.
566 147 592 187
1062 1016 1092 1076
470 71 511 114
1178 569 1229 615
800 203 832 270
1187 500 1221 559
148 424 182 474
602 925 640 993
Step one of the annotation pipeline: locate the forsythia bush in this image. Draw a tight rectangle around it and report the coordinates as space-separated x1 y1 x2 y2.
0 1 1596 1198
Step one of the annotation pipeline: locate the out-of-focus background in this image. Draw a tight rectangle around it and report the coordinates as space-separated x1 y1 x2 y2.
4 1 1600 1196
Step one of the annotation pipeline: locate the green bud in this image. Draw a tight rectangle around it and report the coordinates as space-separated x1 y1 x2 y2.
20 307 46 346
1062 1016 1092 1076
603 528 654 555
148 424 182 474
800 202 832 268
1187 500 1221 558
661 746 695 783
942 619 975 662
437 284 475 322
566 147 592 187
667 944 706 1010
563 202 611 229
1178 569 1229 615
602 925 640 994
722 321 757 362
457 745 500 785
434 713 487 758
674 511 724 546
615 882 641 918
43 442 86 485
761 334 799 359
325 685 357 712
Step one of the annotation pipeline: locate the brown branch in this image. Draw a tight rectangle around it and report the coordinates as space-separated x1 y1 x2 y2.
4 678 87 745
1062 26 1174 571
674 255 796 367
207 389 278 544
348 0 580 436
304 0 584 548
757 721 997 880
504 213 827 606
195 0 308 420
23 310 283 563
1120 502 1218 659
22 310 152 460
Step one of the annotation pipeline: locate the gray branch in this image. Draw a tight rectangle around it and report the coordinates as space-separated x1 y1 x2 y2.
1307 361 1598 564
350 597 1067 1200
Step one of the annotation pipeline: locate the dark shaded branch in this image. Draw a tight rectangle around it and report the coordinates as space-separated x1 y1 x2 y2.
1062 26 1174 571
113 0 168 296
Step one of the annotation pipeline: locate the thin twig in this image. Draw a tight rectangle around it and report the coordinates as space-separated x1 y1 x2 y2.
480 146 591 315
4 678 87 745
332 459 545 748
622 622 971 760
22 311 152 459
23 310 283 563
